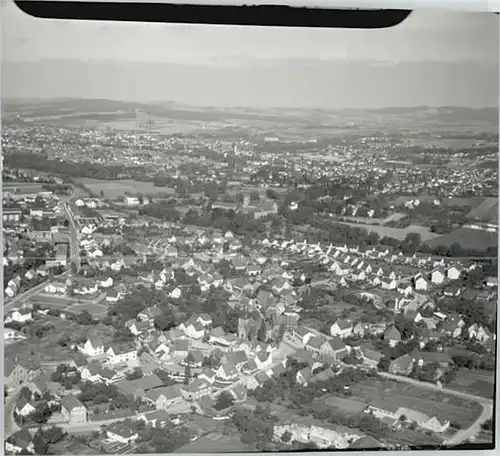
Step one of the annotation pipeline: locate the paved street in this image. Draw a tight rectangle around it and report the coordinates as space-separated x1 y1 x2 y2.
379 372 494 446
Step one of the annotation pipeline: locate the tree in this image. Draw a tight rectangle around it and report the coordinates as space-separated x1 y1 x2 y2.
184 364 192 385
126 367 143 381
214 391 235 411
257 320 267 343
76 310 95 326
377 357 390 372
281 431 292 443
57 333 71 347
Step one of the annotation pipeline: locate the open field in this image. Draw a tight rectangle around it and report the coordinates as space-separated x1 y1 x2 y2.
336 221 440 242
76 178 177 199
176 432 256 453
447 369 495 400
30 293 109 319
426 228 498 250
468 197 498 223
349 379 483 430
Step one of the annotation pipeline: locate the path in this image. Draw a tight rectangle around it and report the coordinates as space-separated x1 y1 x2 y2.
379 372 493 446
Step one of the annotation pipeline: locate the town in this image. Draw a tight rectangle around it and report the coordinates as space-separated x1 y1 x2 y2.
3 101 497 455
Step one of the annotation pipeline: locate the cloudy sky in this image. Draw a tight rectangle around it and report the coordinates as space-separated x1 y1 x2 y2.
2 3 499 108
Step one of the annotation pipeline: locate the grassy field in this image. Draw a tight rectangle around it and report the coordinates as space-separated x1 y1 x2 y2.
175 433 255 453
447 369 495 399
349 379 483 429
76 178 176 199
30 293 109 319
426 228 498 250
468 197 498 223
337 221 440 242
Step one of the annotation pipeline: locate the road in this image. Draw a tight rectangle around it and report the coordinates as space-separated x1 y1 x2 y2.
4 271 71 313
379 372 493 446
63 201 81 270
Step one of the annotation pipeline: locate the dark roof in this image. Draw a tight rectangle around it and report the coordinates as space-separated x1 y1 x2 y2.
61 395 85 412
349 436 382 449
327 337 346 351
6 429 33 449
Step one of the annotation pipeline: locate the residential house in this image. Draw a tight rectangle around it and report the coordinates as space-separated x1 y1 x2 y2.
106 422 139 444
15 397 36 417
414 276 428 291
296 366 313 386
447 266 461 280
181 379 212 401
5 429 35 455
440 316 465 338
330 319 353 339
137 410 171 428
105 289 123 303
78 336 105 357
359 347 384 368
116 375 164 399
389 354 414 375
383 327 402 347
61 395 88 424
44 281 67 294
145 385 184 410
6 309 33 324
254 351 273 370
172 339 190 358
106 343 138 364
430 268 446 285
468 324 494 344
294 327 316 347
414 352 453 368
319 338 348 361
180 320 205 340
215 361 240 386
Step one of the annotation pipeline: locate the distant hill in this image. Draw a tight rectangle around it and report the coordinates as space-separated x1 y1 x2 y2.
2 58 498 110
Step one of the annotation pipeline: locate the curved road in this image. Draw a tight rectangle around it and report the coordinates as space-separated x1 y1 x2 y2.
379 372 493 446
4 271 70 313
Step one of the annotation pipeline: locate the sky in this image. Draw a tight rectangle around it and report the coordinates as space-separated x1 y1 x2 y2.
2 3 499 108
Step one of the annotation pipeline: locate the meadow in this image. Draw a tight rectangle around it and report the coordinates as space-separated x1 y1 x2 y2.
76 178 176 199
336 221 440 242
426 228 498 250
447 369 495 399
349 379 483 430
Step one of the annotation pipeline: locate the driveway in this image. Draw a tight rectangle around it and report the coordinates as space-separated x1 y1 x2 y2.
379 372 494 446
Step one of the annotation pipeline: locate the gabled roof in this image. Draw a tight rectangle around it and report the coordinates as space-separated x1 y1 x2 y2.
333 319 353 330
61 395 85 412
326 337 346 352
384 326 402 341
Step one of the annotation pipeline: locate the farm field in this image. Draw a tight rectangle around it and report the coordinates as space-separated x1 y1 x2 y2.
76 178 176 199
467 197 498 223
337 221 440 242
349 379 483 430
447 369 495 399
425 228 498 250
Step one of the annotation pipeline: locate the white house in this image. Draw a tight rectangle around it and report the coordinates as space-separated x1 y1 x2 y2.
7 309 33 324
106 344 138 364
414 276 428 291
169 287 182 299
106 422 139 444
330 320 353 339
44 281 67 294
446 266 461 280
430 269 445 285
79 336 105 357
